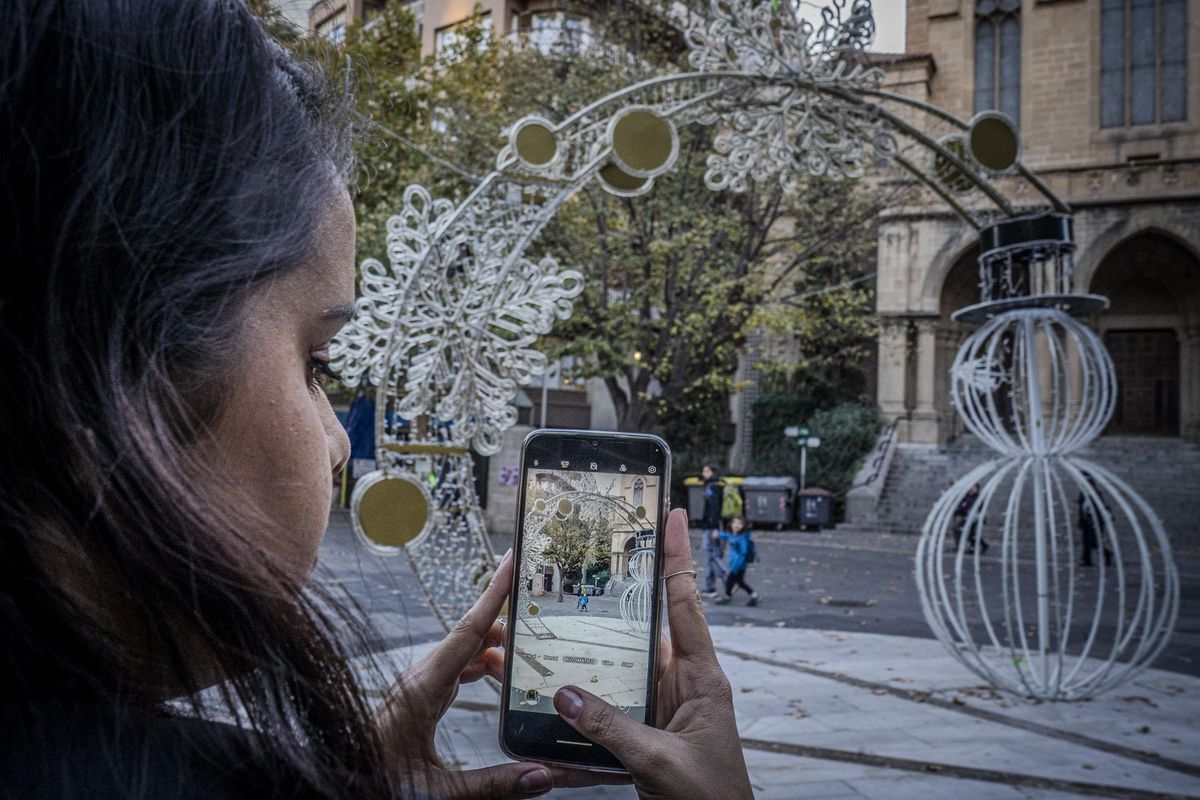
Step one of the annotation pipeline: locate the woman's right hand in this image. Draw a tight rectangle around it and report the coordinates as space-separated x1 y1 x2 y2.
552 508 753 800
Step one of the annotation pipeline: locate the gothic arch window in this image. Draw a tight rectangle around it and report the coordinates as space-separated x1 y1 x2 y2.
632 478 644 509
1101 0 1188 128
974 0 1021 124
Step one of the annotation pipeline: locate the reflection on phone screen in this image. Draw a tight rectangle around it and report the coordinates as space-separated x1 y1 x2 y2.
508 467 659 724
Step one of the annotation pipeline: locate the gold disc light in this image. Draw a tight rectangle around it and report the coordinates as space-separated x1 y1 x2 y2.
932 135 975 195
597 160 652 197
351 472 433 552
968 111 1020 173
511 116 561 169
608 106 678 178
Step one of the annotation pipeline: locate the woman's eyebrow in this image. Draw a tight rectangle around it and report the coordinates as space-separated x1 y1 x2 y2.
320 302 356 323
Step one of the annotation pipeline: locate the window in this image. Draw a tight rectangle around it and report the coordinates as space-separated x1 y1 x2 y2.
529 12 591 56
974 0 1021 124
314 6 348 42
434 11 493 60
632 479 644 509
1101 0 1187 127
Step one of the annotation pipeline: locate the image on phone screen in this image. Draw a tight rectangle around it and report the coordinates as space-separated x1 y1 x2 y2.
508 465 661 724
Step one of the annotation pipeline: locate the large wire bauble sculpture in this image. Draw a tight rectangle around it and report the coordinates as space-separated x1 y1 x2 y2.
918 307 1180 700
620 536 656 636
951 309 1116 457
917 457 1178 700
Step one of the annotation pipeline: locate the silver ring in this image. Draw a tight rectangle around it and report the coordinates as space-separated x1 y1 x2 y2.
663 569 697 581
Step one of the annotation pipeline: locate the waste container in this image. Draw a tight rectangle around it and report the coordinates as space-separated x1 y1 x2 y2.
742 476 798 529
683 475 745 527
797 488 833 530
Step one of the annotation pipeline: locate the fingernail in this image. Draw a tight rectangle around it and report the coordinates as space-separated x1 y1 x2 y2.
517 767 552 796
502 547 513 564
554 687 583 720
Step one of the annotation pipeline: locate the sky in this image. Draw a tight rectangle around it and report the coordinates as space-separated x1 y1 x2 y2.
794 0 908 54
868 0 907 53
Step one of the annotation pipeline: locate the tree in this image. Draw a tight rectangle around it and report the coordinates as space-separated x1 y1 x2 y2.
539 513 610 603
327 1 903 465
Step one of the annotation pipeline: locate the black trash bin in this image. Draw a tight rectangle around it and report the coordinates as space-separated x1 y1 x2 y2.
742 476 798 529
797 488 833 530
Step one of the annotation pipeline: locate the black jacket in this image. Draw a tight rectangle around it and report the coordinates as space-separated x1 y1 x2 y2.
702 478 724 529
1 701 306 799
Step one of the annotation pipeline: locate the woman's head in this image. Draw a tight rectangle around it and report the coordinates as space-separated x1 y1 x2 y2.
1 0 389 793
702 463 720 480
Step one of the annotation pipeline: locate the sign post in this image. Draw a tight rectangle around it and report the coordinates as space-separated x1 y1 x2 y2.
783 427 820 492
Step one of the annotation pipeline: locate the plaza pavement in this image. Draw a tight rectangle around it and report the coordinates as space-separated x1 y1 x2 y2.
356 627 1200 799
509 602 651 719
323 510 1200 798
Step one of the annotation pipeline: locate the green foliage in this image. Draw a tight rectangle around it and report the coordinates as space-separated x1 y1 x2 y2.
751 398 879 516
540 513 610 602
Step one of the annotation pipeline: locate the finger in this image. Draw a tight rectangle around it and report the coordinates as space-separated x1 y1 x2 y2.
661 509 716 659
428 762 554 800
554 686 660 771
482 619 504 650
656 633 672 681
547 766 634 788
458 646 505 684
430 549 514 676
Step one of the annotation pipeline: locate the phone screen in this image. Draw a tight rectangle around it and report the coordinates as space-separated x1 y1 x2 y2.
505 433 666 735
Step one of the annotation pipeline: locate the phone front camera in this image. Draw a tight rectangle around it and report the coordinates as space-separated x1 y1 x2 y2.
591 440 598 447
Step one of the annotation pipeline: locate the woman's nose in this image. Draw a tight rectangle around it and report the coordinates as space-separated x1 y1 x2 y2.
318 393 351 476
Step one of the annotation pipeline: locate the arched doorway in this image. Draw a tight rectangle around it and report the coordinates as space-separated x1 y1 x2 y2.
935 246 983 442
613 535 637 581
1089 233 1200 438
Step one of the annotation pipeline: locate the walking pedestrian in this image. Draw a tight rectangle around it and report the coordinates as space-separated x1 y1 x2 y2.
948 479 964 550
715 516 761 607
956 482 989 555
699 464 727 598
1078 474 1114 567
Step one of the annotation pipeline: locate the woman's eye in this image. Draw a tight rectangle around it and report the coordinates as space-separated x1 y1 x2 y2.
309 357 342 392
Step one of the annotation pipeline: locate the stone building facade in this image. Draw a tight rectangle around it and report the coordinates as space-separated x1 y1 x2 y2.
877 0 1200 446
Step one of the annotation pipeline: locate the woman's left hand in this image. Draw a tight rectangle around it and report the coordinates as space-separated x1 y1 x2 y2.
374 549 631 799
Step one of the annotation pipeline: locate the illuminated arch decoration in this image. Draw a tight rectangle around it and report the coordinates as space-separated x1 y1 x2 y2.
330 0 1176 696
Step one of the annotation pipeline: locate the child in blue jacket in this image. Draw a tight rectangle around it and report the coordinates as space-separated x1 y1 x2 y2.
715 516 761 606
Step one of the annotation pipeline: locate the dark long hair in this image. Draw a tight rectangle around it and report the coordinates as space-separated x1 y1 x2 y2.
0 0 400 795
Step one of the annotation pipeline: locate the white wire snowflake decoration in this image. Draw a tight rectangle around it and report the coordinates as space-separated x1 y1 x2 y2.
331 185 583 455
686 0 895 187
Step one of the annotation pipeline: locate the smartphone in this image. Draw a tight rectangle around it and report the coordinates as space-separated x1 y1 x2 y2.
499 429 671 772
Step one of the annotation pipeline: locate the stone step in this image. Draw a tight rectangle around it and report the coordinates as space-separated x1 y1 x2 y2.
865 435 1200 546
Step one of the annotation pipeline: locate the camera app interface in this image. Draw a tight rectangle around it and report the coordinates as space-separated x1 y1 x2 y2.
508 464 660 724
